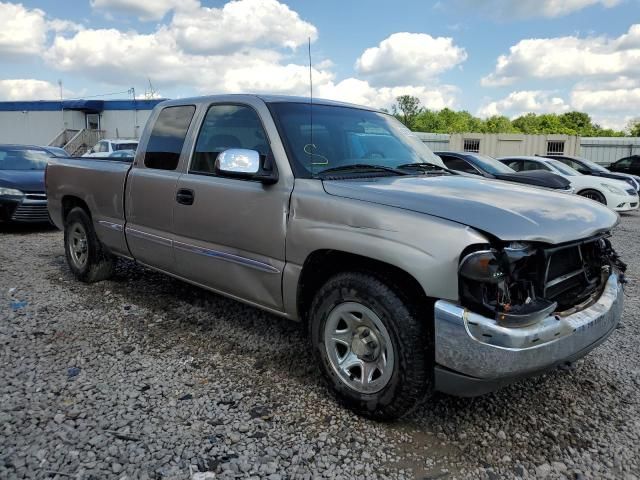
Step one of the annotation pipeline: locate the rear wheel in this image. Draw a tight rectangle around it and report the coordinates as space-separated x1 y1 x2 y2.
64 207 115 283
309 272 431 420
578 189 607 205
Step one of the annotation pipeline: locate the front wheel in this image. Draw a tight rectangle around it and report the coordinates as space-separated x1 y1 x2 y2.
64 207 115 283
578 189 607 205
309 272 431 420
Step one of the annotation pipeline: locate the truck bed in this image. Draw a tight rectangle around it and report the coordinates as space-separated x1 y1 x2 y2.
47 157 132 258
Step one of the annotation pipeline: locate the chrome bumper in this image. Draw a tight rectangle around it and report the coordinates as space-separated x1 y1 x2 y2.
434 273 623 381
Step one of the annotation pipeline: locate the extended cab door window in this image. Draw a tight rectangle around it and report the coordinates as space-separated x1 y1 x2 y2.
190 105 271 176
144 105 196 170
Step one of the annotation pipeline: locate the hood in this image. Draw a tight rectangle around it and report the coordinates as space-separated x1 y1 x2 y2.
599 171 640 190
323 175 618 244
0 169 45 192
494 170 570 189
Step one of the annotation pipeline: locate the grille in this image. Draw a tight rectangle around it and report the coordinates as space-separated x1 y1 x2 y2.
542 238 604 308
11 203 50 222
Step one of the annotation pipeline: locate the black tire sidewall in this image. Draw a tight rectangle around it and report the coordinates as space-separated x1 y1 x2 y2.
580 190 606 205
309 272 431 420
64 208 102 281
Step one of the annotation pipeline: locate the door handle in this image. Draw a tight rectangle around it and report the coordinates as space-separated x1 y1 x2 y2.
176 189 195 205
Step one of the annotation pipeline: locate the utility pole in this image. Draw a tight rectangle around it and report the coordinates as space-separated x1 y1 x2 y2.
58 79 64 133
129 87 138 139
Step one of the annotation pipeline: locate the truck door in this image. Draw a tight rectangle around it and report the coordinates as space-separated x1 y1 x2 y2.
125 105 196 272
171 103 291 311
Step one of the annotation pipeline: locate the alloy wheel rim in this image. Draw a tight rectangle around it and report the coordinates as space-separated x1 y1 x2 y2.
324 302 395 394
582 192 604 203
68 223 89 268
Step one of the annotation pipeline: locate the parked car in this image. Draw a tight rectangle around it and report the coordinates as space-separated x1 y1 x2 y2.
41 146 69 158
436 151 572 191
544 154 640 193
47 95 626 419
83 139 139 158
608 155 640 176
500 156 639 212
108 150 136 161
0 145 52 223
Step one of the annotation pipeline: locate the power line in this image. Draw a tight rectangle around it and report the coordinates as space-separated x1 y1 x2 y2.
64 90 133 100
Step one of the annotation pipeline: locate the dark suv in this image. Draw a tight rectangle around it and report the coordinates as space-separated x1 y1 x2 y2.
608 155 640 177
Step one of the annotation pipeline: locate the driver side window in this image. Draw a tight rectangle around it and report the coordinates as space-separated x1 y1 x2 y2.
190 104 271 176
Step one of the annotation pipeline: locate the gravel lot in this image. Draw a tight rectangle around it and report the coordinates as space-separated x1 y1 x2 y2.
1 213 639 480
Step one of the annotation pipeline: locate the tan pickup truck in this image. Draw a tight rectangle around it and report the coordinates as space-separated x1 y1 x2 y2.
46 95 626 419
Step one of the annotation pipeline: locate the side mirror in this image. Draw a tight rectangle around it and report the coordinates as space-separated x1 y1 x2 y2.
215 148 278 184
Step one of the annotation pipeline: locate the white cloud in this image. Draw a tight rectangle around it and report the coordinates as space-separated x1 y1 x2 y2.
477 91 570 118
571 86 640 113
482 24 640 86
0 2 48 56
355 32 467 87
169 0 317 54
0 79 73 100
319 79 459 111
459 0 621 19
4 0 460 111
90 0 198 21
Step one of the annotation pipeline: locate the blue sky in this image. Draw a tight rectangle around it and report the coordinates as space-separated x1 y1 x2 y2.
1 0 640 129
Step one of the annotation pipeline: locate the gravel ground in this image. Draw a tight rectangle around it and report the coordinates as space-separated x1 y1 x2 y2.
1 213 639 480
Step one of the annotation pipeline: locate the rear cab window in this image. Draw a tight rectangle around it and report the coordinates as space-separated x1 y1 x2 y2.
144 105 196 170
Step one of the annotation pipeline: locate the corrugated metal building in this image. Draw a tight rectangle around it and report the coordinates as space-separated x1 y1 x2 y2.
415 132 580 157
0 99 164 148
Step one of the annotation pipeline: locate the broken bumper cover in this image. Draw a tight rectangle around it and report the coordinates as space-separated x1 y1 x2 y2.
433 273 623 396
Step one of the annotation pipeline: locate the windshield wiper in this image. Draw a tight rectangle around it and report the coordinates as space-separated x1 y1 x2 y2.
318 164 409 177
396 162 457 174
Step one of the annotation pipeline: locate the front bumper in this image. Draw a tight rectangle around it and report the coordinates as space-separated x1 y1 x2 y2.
610 193 639 212
0 197 50 223
433 273 623 396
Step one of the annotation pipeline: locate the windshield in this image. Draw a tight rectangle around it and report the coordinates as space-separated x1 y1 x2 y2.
268 102 444 177
547 159 579 176
468 154 515 175
114 142 138 151
0 148 50 170
573 157 609 173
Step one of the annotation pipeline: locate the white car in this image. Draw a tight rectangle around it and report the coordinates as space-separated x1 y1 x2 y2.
83 139 139 158
499 156 639 212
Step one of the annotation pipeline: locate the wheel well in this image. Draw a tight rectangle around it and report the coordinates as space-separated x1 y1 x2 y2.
296 249 431 323
61 196 91 223
577 188 607 203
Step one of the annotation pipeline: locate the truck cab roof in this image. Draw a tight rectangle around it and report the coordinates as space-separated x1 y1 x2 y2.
157 94 381 112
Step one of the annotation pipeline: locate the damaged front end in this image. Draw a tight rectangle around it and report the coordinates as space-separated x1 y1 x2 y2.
459 235 626 327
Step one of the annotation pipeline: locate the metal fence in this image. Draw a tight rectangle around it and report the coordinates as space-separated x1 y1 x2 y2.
579 137 640 165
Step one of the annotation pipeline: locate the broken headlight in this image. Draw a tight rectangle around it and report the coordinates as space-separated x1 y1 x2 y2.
459 243 557 327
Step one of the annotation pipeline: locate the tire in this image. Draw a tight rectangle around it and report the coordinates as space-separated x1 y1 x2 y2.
64 207 115 283
578 189 607 205
308 272 431 420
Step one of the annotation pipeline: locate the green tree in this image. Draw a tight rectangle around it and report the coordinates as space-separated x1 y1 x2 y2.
394 95 423 128
627 119 640 137
484 115 518 133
